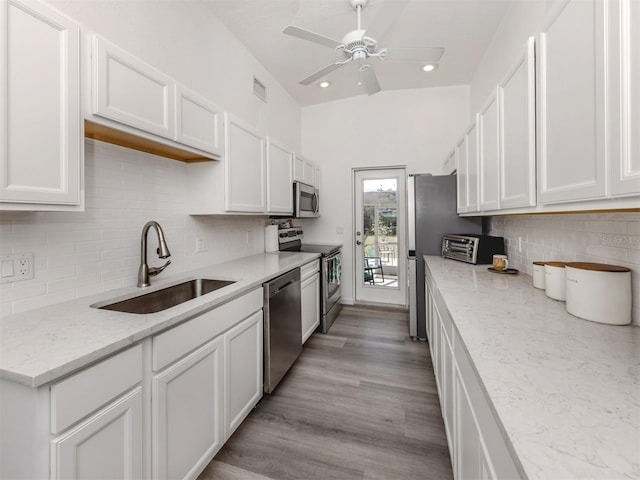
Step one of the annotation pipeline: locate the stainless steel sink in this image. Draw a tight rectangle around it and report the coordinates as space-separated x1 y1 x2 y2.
92 278 236 314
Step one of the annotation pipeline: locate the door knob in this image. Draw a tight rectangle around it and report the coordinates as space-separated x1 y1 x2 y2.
356 240 362 245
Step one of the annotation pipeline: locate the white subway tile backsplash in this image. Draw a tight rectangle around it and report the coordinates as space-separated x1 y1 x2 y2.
490 212 640 325
0 139 268 315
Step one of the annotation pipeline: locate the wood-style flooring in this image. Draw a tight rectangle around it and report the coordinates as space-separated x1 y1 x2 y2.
198 305 453 480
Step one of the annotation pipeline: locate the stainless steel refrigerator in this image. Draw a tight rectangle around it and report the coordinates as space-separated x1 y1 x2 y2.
408 174 482 339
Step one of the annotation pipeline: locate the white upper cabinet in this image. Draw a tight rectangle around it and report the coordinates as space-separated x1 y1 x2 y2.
609 0 640 197
478 89 500 212
293 154 316 186
443 149 456 175
499 37 536 209
0 0 81 209
174 83 223 156
457 119 480 214
456 135 468 214
92 36 175 139
537 0 607 204
224 113 266 213
266 137 293 214
466 120 480 213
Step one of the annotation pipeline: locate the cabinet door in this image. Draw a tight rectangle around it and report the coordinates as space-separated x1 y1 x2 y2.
478 91 500 211
537 0 607 203
225 311 263 438
609 0 640 196
153 336 224 480
294 154 315 186
175 83 222 156
499 37 536 209
266 137 293 214
301 272 320 344
455 136 468 213
93 36 175 139
440 327 455 459
443 150 456 175
455 370 491 480
303 159 316 186
224 113 266 213
51 387 143 480
466 120 480 213
0 0 80 206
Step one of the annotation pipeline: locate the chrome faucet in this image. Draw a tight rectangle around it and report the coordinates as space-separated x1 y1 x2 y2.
138 221 172 288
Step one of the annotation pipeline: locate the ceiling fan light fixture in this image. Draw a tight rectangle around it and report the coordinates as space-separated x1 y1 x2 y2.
422 63 438 72
319 81 331 88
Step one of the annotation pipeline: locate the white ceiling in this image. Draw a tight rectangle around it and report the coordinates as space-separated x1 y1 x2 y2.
203 0 512 106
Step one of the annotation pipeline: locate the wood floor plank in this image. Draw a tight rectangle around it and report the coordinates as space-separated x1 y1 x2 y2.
197 305 453 480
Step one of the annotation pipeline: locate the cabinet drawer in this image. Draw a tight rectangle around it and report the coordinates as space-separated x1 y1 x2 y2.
153 288 262 371
301 259 319 280
50 344 142 434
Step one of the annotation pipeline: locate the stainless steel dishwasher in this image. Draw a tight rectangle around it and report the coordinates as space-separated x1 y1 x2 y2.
263 268 302 394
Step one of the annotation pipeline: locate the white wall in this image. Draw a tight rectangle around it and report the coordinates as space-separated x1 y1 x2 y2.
490 213 640 326
300 86 470 304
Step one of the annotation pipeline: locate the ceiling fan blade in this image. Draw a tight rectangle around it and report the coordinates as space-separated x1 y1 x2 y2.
363 0 409 41
283 25 342 49
299 62 343 85
384 47 445 63
361 66 381 95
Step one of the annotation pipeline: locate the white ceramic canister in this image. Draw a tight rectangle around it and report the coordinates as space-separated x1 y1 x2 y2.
545 262 567 301
565 262 632 325
532 261 546 289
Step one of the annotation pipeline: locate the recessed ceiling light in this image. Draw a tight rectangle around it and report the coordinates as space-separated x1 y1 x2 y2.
422 64 438 72
319 81 331 88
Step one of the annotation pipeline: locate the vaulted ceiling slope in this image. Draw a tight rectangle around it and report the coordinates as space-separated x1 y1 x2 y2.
204 0 511 106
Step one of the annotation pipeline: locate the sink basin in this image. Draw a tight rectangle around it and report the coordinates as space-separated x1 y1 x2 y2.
92 278 236 314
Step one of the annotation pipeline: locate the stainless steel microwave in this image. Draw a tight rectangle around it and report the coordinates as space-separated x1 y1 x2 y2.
294 182 319 218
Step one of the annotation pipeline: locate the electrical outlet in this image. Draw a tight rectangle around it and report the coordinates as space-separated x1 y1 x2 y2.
0 253 33 283
195 237 208 253
336 226 344 235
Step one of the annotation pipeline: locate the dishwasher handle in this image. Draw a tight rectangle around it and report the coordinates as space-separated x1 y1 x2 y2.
268 279 296 297
264 268 301 298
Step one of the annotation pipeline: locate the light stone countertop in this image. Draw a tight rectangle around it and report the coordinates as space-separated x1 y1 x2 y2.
424 255 640 480
0 252 320 388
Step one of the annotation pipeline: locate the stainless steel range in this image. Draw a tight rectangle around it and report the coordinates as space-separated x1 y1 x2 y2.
278 228 342 334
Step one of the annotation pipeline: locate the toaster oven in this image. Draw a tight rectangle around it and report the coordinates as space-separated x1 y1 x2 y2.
441 234 505 264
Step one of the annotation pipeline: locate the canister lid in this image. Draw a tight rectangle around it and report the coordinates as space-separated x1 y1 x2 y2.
566 262 631 273
545 261 567 268
532 261 546 266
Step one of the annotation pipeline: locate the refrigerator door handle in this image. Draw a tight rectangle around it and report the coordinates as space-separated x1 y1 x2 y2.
407 175 415 252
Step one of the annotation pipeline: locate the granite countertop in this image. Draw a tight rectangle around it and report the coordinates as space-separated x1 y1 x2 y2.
424 255 639 480
0 252 320 388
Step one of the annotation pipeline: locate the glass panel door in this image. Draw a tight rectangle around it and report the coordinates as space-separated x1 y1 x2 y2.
354 168 406 306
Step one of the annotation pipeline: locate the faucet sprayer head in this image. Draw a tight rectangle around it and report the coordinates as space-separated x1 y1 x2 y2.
157 240 171 259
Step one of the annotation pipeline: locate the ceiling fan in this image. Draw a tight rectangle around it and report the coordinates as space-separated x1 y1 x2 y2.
283 0 444 95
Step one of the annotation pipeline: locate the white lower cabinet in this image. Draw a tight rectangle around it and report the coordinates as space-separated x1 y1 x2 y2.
425 271 521 480
151 287 263 480
301 259 320 344
152 337 224 480
51 387 143 480
225 311 263 437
